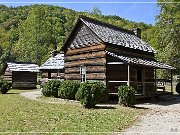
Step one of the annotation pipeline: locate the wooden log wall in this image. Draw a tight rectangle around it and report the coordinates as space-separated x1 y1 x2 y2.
66 44 105 55
65 43 106 81
106 45 154 60
145 68 154 82
10 72 38 89
12 72 37 82
41 70 64 79
3 67 12 83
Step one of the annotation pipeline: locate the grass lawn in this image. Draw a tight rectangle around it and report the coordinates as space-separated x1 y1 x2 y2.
165 84 178 94
0 90 145 133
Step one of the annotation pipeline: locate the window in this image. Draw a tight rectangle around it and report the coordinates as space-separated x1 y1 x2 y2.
80 65 86 82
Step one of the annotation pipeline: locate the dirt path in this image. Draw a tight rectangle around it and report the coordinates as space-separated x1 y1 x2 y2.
122 95 180 135
20 91 180 134
20 90 41 100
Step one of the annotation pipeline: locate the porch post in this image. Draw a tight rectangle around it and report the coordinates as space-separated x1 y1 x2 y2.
155 69 157 93
57 70 60 79
142 67 145 95
127 64 130 86
171 70 173 93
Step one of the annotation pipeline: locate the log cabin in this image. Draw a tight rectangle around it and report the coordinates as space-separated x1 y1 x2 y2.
3 62 39 89
62 16 175 96
40 51 64 82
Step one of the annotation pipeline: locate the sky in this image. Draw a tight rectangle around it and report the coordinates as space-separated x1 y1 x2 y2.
0 0 159 25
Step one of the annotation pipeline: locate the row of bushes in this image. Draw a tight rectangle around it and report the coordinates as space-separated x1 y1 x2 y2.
42 80 109 108
42 80 136 108
75 81 108 108
0 79 11 94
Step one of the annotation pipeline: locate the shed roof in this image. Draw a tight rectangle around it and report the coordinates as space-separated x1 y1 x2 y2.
63 16 156 53
7 62 39 72
106 51 175 70
40 54 64 70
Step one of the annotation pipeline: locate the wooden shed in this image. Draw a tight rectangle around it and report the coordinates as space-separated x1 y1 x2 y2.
62 16 175 96
39 52 64 81
3 62 39 89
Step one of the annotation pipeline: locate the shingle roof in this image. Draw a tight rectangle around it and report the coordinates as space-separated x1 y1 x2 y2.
40 54 64 70
106 51 175 70
69 24 101 49
63 16 157 53
80 17 156 53
7 63 39 72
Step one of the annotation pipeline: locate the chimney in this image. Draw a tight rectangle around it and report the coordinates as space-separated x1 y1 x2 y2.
132 28 141 38
50 50 60 57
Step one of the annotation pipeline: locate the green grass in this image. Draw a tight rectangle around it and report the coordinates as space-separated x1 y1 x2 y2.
0 90 145 133
164 84 177 94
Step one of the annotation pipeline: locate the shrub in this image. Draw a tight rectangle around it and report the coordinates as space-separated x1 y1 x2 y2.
176 82 180 95
118 85 136 107
58 80 80 100
42 80 61 97
0 79 11 94
75 81 108 108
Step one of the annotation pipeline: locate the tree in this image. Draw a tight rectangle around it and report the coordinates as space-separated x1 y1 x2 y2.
156 0 180 75
13 5 68 65
0 4 157 69
91 7 102 15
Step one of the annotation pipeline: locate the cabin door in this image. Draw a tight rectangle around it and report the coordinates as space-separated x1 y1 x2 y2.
136 69 144 94
48 71 51 79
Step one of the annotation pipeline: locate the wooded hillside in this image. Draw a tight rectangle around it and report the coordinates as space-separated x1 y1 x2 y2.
0 2 179 76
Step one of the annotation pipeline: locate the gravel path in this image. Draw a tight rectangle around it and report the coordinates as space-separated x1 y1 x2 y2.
122 95 180 135
20 91 180 134
20 90 41 100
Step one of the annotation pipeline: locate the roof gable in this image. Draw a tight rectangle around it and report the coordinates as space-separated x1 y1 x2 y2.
81 16 156 53
40 54 64 70
63 16 156 53
68 23 102 50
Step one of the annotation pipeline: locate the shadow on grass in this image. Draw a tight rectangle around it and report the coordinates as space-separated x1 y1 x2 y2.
5 92 19 95
131 106 149 110
94 105 116 109
95 104 149 110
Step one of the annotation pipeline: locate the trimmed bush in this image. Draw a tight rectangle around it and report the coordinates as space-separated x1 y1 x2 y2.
118 85 136 107
0 79 11 94
42 80 61 97
176 82 180 95
58 80 80 100
75 81 108 108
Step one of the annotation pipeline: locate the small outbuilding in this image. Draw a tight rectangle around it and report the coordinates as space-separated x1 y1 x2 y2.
39 51 64 81
3 62 39 89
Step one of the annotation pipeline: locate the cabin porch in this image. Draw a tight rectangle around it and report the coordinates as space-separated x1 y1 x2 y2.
107 66 174 98
106 51 175 98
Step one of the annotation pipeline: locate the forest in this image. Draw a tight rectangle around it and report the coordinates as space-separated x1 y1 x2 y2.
0 0 179 77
